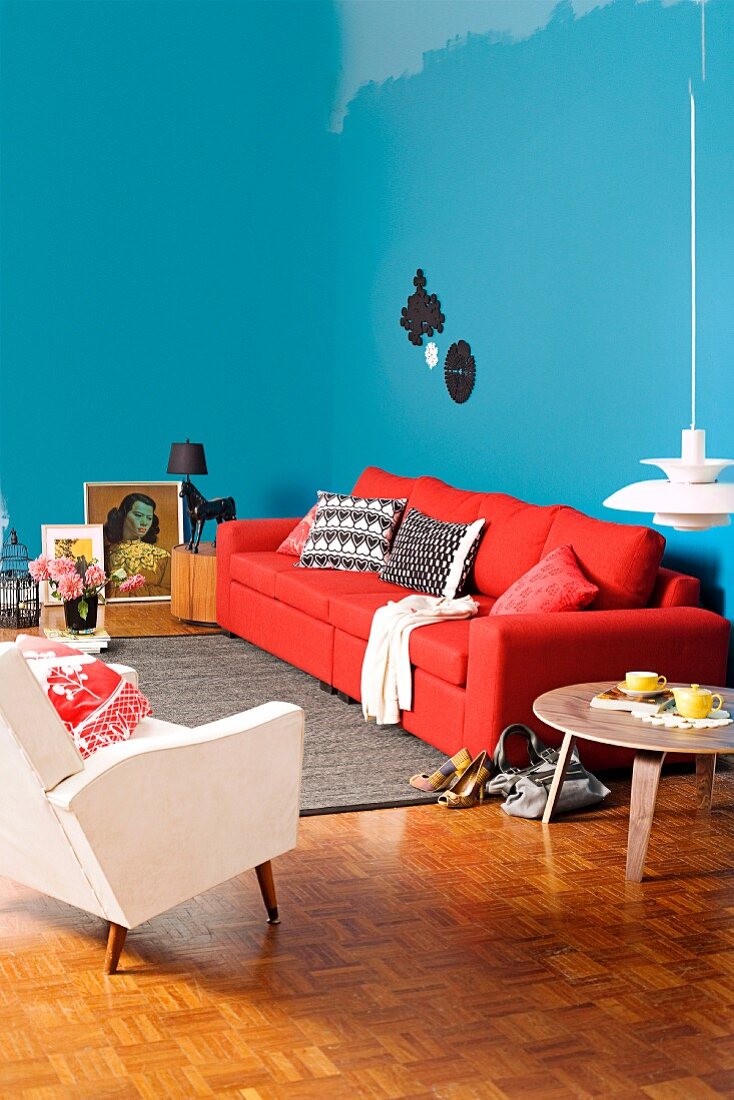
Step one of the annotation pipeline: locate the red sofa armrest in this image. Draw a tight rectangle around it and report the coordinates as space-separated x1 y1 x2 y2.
464 607 730 767
216 518 300 630
648 566 700 608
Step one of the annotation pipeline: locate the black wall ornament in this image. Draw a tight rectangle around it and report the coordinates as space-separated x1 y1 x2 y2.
400 269 445 346
444 340 476 404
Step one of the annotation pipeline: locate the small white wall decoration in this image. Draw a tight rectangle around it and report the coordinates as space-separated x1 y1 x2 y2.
425 342 439 369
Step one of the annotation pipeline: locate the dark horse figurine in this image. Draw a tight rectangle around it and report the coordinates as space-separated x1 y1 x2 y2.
179 481 236 552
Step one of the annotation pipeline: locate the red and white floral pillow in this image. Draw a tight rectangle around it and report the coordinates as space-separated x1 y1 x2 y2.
16 635 151 759
277 503 318 557
490 544 598 615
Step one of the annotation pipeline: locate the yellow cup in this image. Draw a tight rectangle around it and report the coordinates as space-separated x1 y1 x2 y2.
625 671 667 693
672 684 724 720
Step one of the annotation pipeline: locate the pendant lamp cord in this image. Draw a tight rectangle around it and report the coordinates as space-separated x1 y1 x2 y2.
690 3 705 429
690 80 696 431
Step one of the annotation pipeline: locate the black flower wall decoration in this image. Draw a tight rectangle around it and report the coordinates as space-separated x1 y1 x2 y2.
444 340 476 404
400 269 445 347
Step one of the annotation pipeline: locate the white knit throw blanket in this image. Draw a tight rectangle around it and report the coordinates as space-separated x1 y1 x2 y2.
361 594 478 725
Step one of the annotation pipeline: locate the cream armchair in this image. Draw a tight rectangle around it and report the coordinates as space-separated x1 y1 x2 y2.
0 643 304 974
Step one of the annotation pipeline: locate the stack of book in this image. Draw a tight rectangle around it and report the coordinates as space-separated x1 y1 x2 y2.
43 628 111 654
590 685 674 715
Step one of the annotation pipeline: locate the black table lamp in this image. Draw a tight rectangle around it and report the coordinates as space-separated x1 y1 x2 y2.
167 440 208 482
167 439 236 553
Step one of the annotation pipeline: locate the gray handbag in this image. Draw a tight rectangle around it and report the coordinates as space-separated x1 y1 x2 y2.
487 724 610 820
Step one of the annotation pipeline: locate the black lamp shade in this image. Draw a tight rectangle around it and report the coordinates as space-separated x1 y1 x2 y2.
167 441 208 476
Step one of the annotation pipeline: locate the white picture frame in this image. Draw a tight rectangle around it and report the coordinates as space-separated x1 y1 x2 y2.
40 523 105 606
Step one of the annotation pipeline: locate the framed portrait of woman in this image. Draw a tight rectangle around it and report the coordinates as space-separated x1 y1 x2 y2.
84 482 183 602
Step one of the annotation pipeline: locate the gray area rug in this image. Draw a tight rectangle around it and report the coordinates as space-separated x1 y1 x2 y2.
104 635 447 814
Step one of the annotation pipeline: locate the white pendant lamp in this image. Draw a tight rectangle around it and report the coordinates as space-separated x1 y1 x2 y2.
604 83 734 532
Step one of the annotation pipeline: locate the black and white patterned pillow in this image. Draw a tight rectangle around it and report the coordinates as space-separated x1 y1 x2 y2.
298 492 407 573
379 508 485 598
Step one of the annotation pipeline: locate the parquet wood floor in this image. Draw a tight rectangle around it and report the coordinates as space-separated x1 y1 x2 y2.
3 770 734 1098
0 602 219 644
3 614 734 1096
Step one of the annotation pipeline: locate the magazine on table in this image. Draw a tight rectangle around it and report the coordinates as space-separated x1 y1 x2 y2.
590 686 675 715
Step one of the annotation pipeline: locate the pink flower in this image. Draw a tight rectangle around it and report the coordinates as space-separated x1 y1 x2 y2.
28 555 51 582
118 573 146 594
48 557 78 583
84 563 107 589
57 572 84 602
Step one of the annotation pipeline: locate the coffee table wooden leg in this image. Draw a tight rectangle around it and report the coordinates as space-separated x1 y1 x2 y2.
695 754 716 811
626 750 665 882
542 733 577 824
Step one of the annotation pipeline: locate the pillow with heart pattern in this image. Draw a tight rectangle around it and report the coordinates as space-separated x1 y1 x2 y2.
298 491 407 573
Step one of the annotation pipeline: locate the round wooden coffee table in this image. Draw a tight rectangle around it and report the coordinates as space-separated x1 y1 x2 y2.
533 681 734 882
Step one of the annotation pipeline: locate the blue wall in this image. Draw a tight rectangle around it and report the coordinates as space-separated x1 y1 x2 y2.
2 0 733 639
332 0 734 622
0 0 338 545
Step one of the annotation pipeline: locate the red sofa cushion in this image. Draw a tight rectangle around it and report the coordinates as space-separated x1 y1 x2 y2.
352 466 417 503
473 495 560 597
542 508 665 610
231 551 297 598
491 544 598 615
410 476 484 523
275 569 406 623
329 591 495 686
329 591 403 640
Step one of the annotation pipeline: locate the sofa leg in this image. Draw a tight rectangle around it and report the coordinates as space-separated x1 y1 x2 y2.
255 860 280 924
227 631 238 640
337 690 357 705
319 681 337 695
104 922 127 975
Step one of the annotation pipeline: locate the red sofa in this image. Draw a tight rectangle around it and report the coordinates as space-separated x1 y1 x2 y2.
216 467 730 771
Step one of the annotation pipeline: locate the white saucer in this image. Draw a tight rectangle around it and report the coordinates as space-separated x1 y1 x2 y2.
617 681 668 698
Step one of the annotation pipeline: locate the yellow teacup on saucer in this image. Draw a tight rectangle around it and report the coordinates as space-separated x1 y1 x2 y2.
623 671 667 693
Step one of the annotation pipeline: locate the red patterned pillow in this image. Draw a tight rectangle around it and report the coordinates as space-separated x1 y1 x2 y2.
277 504 318 557
16 635 151 759
490 544 598 615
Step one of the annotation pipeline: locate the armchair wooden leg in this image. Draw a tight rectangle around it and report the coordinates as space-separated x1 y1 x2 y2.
255 860 281 924
104 922 127 975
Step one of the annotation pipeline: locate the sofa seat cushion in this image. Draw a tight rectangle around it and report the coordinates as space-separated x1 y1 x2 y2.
275 569 407 623
231 551 297 598
542 508 665 610
329 592 495 687
473 495 560 597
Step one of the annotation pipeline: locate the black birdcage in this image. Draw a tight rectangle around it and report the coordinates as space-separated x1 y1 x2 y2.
0 530 40 629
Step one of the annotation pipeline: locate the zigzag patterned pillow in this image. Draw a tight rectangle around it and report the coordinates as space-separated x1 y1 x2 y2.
379 507 485 598
298 491 407 573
